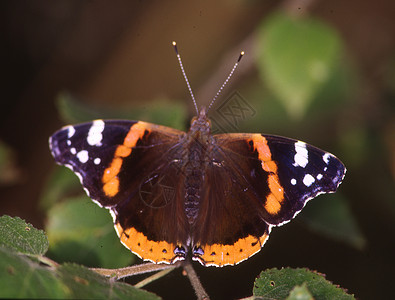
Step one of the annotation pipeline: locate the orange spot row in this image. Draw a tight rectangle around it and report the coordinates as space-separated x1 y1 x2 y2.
196 233 269 266
115 223 177 264
102 122 148 197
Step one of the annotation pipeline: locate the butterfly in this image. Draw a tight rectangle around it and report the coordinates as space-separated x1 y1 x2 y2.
49 42 346 267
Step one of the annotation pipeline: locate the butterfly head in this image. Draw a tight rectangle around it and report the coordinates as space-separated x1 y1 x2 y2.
189 107 211 139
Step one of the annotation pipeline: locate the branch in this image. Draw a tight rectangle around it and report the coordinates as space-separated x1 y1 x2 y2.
183 260 210 300
91 261 181 280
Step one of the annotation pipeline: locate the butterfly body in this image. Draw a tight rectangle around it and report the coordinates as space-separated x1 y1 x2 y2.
182 108 213 225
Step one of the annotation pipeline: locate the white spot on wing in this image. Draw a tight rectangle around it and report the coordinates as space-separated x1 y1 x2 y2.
303 174 315 187
317 173 323 180
94 157 101 165
291 178 297 185
293 141 308 168
70 147 77 155
76 150 89 163
323 153 331 164
87 120 105 146
68 126 75 138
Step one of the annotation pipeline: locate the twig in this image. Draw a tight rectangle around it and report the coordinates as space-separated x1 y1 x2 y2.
91 261 181 280
183 260 210 300
35 255 59 269
134 267 176 288
237 296 255 300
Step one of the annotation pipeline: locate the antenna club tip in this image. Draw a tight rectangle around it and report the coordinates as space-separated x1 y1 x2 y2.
237 51 245 62
172 41 179 54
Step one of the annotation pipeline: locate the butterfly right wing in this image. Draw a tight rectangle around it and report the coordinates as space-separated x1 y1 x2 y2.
192 133 345 267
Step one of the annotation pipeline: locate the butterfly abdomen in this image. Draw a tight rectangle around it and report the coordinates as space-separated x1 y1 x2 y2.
184 111 212 225
183 137 209 225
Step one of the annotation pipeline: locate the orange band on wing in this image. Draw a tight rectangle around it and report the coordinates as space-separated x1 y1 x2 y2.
252 135 272 162
123 122 147 148
268 174 283 201
265 194 282 215
115 223 180 264
103 158 122 183
250 134 284 215
103 177 120 197
102 122 148 197
115 145 132 158
194 233 269 267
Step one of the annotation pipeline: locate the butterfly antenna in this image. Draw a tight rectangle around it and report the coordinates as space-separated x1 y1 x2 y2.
207 51 244 113
172 41 199 115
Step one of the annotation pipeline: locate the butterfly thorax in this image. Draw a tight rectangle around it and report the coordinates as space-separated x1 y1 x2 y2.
183 108 212 225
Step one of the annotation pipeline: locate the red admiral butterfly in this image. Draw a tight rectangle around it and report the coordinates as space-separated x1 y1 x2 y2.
49 42 346 267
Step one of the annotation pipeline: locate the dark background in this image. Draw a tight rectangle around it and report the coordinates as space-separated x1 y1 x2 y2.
1 1 394 299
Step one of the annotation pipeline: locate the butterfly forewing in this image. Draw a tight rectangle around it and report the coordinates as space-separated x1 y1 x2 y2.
50 120 138 206
264 134 346 223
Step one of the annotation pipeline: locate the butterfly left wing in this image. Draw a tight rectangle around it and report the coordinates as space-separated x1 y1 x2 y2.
49 120 190 264
192 133 346 267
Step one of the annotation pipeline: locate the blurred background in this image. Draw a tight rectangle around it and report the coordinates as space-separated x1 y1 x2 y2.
1 1 394 299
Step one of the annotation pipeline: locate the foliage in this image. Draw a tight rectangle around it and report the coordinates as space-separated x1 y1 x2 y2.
0 215 354 299
0 216 159 299
253 268 354 300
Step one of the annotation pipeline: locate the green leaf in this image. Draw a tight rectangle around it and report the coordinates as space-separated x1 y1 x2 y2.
0 246 67 298
253 268 354 300
0 215 49 255
257 13 342 119
46 196 134 268
287 283 314 300
301 193 366 249
40 166 82 211
57 263 160 300
56 91 186 130
0 247 160 299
